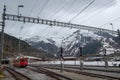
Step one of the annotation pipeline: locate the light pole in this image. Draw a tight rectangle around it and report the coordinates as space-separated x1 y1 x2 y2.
110 23 114 31
17 5 24 59
18 5 24 17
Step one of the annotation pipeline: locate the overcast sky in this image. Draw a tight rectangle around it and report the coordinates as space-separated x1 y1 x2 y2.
0 0 120 38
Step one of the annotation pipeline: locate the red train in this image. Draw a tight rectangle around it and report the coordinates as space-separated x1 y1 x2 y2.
13 57 28 67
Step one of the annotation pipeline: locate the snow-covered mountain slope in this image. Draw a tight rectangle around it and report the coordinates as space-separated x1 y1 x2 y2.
22 25 77 47
63 30 120 56
23 26 120 56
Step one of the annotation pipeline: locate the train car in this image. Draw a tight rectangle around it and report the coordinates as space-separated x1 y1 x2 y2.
13 57 28 67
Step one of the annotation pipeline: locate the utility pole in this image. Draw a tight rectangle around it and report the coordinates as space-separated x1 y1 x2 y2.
17 5 24 64
0 5 6 63
79 47 83 70
117 29 120 39
60 46 63 72
103 48 108 68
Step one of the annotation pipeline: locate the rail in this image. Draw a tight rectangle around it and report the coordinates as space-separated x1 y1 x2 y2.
6 67 31 80
27 66 73 80
35 65 120 80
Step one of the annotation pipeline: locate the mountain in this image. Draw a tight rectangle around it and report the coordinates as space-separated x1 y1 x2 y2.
24 29 120 57
0 32 48 58
63 30 102 56
24 36 58 56
63 30 120 56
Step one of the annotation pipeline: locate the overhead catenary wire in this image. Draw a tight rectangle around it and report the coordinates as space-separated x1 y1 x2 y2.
60 0 88 21
46 0 76 40
11 0 41 35
53 0 76 21
46 0 76 42
22 0 40 34
69 0 95 22
79 0 117 24
37 0 49 17
47 0 75 19
32 0 55 38
8 0 24 34
99 17 120 28
29 0 39 16
64 0 88 18
26 0 49 33
21 0 48 36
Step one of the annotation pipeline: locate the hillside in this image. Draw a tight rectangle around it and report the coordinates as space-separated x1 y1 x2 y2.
0 32 50 58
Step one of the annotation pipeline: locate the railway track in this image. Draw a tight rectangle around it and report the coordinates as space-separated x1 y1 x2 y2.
32 65 120 80
37 64 120 73
65 66 120 74
6 67 31 80
27 66 73 80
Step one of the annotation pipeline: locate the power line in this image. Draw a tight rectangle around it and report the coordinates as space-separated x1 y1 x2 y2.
29 0 39 16
69 0 95 22
46 0 75 40
36 0 71 38
19 0 41 36
26 0 49 34
99 17 120 27
21 0 39 33
54 0 76 21
47 0 74 19
79 0 117 24
37 0 49 17
59 0 88 22
66 0 88 16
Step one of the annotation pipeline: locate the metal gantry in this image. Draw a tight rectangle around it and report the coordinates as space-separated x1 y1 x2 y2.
4 14 118 34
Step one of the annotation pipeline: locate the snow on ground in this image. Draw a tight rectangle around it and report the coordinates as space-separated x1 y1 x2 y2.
31 60 120 67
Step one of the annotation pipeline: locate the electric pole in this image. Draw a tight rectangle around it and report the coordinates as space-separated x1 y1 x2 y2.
117 29 120 39
103 48 108 68
17 5 24 64
79 47 83 70
60 46 63 72
0 5 6 63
